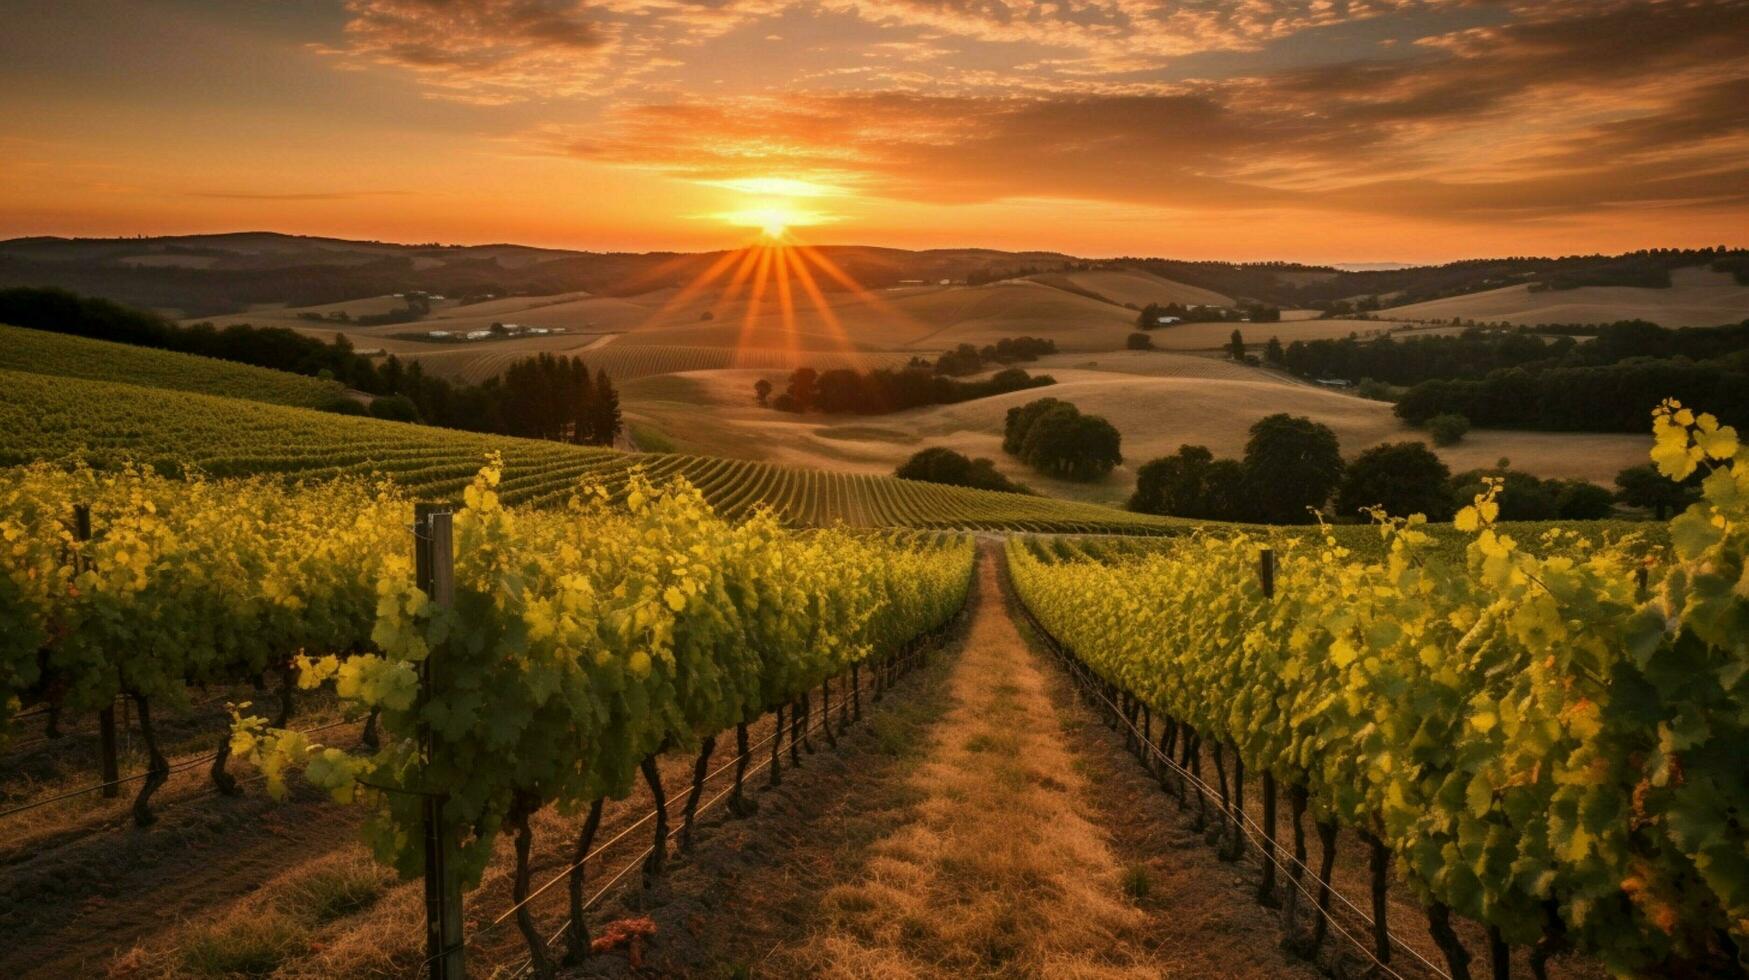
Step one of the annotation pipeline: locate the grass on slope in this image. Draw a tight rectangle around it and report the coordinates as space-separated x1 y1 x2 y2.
0 323 348 408
0 368 1187 534
1381 265 1749 328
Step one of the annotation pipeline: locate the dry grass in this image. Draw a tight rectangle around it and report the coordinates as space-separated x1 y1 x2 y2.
769 551 1192 978
1028 269 1234 308
1382 265 1749 327
618 367 1651 508
109 854 395 979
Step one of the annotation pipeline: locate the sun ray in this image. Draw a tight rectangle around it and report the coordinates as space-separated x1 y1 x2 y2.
734 245 776 353
792 241 926 335
772 244 798 352
787 245 849 351
637 246 748 326
709 245 766 321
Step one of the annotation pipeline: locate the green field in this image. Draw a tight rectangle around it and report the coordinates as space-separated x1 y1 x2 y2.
0 323 348 408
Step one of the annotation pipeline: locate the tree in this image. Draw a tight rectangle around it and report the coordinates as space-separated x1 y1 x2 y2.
785 367 819 413
1128 444 1254 519
1003 397 1069 455
590 369 621 446
1242 413 1343 523
754 378 773 407
1126 332 1154 351
1556 481 1616 520
1335 442 1454 521
1019 404 1123 481
895 447 1028 494
1614 463 1696 519
1425 412 1470 446
1264 337 1285 364
368 394 420 423
1227 329 1246 361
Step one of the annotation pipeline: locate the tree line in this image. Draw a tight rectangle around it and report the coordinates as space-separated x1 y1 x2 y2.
761 365 1053 415
0 286 621 445
1135 301 1280 328
1128 414 1665 524
926 337 1056 376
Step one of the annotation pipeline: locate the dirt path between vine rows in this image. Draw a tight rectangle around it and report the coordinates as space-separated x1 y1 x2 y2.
590 544 1321 978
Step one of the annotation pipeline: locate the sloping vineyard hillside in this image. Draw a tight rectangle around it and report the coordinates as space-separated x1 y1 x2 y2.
0 323 346 408
0 368 1186 533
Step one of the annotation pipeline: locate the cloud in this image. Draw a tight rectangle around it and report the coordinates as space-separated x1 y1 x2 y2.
186 190 415 201
543 0 1749 223
323 0 1749 229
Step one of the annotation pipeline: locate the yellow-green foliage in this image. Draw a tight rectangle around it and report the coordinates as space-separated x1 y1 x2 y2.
231 462 975 884
1008 400 1746 974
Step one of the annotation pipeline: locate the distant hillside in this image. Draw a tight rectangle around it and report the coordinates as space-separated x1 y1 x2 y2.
1115 248 1749 314
4 232 1741 323
1379 265 1749 327
0 233 1075 317
0 322 346 408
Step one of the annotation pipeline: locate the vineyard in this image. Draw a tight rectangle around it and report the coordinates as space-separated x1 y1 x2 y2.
0 458 975 973
0 368 1190 533
0 324 347 408
1006 401 1747 977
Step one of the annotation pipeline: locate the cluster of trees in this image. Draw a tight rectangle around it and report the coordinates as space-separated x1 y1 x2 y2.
1282 321 1749 388
1129 414 1671 524
924 337 1057 376
761 365 1053 415
1129 415 1342 523
1002 398 1122 481
1394 360 1749 432
893 447 1030 494
1135 302 1280 328
0 286 621 445
1272 318 1749 433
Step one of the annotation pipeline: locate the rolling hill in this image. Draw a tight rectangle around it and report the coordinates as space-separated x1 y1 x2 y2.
1382 265 1749 327
0 349 1187 534
619 364 1652 507
0 322 347 408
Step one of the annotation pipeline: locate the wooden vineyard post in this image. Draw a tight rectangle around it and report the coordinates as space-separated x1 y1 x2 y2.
415 504 465 980
74 505 122 799
1256 547 1278 906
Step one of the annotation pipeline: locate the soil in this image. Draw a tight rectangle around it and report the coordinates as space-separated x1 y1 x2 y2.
572 545 1327 978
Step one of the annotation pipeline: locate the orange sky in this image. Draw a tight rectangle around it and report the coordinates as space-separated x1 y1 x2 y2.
1 0 1745 262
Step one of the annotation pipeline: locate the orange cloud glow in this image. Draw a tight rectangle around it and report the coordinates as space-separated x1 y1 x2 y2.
0 0 1744 261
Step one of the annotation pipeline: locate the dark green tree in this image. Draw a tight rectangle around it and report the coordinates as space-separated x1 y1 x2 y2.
1003 397 1069 455
754 378 773 406
1127 332 1154 351
590 369 621 446
1556 481 1616 520
1614 464 1697 519
1264 337 1285 364
1227 329 1246 360
1425 412 1470 446
1242 413 1343 523
895 447 1028 493
1129 445 1252 518
1335 442 1454 521
1019 404 1123 481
